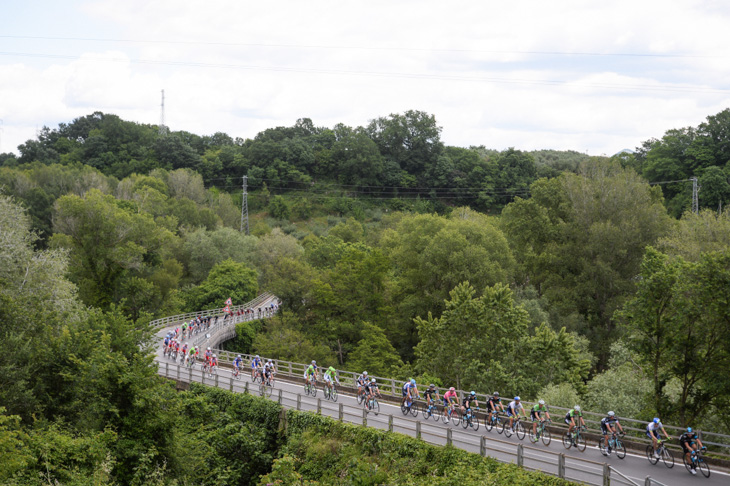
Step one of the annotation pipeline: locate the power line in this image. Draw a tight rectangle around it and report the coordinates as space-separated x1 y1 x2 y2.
1 51 727 94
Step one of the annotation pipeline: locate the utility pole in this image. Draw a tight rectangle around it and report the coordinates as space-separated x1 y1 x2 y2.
159 89 167 136
0 119 3 152
691 177 700 214
240 175 249 235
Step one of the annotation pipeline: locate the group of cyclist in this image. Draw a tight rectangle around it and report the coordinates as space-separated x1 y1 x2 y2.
245 354 277 385
305 360 341 395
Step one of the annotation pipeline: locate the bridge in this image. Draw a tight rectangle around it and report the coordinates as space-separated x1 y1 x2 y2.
151 293 730 486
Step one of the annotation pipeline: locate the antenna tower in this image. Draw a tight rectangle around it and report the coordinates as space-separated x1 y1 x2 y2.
240 175 249 235
691 176 700 214
159 89 167 136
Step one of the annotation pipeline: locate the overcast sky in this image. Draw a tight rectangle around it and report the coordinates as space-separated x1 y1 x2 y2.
1 0 729 156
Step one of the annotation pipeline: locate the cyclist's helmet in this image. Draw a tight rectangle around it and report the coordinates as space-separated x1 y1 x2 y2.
449 387 456 392
207 347 211 351
185 342 189 345
653 417 660 424
574 405 581 411
268 359 273 364
493 391 500 397
470 391 476 396
237 354 241 358
256 355 260 359
607 411 615 417
429 384 435 389
539 399 545 405
410 379 416 385
312 360 316 365
687 427 693 434
213 354 217 358
371 378 376 384
363 371 368 376
514 396 520 401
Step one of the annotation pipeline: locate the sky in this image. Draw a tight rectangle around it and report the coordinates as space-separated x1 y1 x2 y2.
1 0 729 156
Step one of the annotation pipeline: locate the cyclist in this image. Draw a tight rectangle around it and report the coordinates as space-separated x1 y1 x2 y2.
442 387 458 423
232 354 243 375
194 345 200 360
507 396 526 432
181 342 188 358
250 354 262 380
461 391 479 418
486 392 504 425
365 378 381 405
263 359 275 385
530 400 551 442
646 418 670 458
401 379 419 407
204 347 212 361
304 360 318 387
423 384 440 417
600 411 624 455
324 365 338 392
564 405 585 438
356 371 369 400
679 427 705 475
187 345 196 366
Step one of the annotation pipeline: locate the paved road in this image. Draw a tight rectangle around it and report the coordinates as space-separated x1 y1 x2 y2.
154 320 728 486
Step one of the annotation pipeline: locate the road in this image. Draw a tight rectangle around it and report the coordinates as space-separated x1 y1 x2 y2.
154 319 728 486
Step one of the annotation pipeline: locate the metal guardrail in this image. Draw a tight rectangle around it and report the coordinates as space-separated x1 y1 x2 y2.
149 292 276 329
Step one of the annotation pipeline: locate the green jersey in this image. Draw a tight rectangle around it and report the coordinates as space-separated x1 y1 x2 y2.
325 367 336 378
306 364 317 375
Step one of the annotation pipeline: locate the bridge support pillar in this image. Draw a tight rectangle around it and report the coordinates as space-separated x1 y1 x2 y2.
416 421 421 440
278 389 283 404
317 398 321 415
603 463 610 486
480 436 486 457
362 408 367 427
517 444 523 467
244 381 248 394
229 376 233 391
388 415 393 432
339 403 343 421
297 394 301 411
446 428 452 446
558 453 565 479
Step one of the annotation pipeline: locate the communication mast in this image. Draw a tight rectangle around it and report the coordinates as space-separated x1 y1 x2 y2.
159 89 167 136
240 175 249 235
691 177 700 214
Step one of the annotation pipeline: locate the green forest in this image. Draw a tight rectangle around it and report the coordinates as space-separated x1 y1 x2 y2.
1 109 730 484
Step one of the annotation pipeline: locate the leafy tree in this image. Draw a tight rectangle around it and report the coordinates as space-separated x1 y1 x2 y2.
185 259 258 310
658 209 730 261
345 322 404 377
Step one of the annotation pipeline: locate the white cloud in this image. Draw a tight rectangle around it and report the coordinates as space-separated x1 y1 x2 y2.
1 0 729 156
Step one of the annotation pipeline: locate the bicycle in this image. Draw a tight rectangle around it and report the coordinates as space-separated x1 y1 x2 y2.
304 377 317 397
529 419 552 446
485 411 504 433
646 439 674 468
442 402 461 426
401 396 419 418
462 407 480 431
422 399 441 422
186 356 196 370
259 373 275 398
562 425 587 451
504 416 526 440
683 448 710 477
232 365 241 380
251 367 262 384
364 394 380 415
597 432 626 459
356 385 367 405
323 381 339 402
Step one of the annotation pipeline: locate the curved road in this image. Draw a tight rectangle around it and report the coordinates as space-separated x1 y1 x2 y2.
153 314 728 486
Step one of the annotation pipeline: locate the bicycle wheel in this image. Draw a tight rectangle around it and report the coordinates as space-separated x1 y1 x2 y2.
563 432 573 450
516 421 526 440
528 428 537 443
304 383 310 396
357 389 364 404
410 402 418 417
662 447 674 468
683 455 692 473
332 386 338 402
472 416 480 432
485 415 494 432
259 383 266 397
373 399 380 416
462 413 469 429
504 421 513 437
698 459 710 478
252 372 260 384
401 402 408 415
542 427 551 446
646 445 659 465
452 411 461 427
432 405 441 422
311 383 317 397
614 439 625 459
576 432 586 451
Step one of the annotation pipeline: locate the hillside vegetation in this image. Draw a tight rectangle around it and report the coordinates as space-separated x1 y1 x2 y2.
1 109 730 483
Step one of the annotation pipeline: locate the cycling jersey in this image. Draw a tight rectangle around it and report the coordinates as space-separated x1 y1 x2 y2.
486 397 501 410
233 357 242 368
424 389 438 401
356 374 368 385
507 401 523 416
443 390 458 405
402 382 416 397
305 364 317 376
565 410 582 422
679 433 697 452
530 404 548 420
324 367 336 382
251 358 261 368
462 396 477 407
646 421 663 439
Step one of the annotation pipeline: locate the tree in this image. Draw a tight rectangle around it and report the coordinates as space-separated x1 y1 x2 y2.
658 209 730 261
185 259 258 310
346 322 404 377
414 282 529 392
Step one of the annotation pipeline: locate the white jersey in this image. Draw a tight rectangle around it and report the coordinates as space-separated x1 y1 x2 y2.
508 401 523 412
647 421 663 432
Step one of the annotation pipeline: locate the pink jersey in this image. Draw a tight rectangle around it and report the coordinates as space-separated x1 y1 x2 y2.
444 390 458 400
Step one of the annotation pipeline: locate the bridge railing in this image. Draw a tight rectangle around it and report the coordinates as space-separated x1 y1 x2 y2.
149 292 275 329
